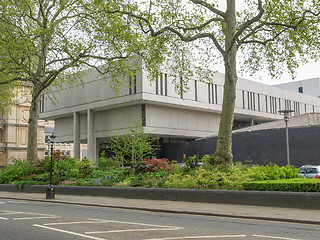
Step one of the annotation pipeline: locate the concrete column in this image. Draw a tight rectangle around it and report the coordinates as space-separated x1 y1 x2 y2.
73 112 80 159
87 109 96 161
250 118 255 126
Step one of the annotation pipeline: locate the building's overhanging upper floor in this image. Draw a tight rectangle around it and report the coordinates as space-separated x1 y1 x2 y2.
40 61 320 126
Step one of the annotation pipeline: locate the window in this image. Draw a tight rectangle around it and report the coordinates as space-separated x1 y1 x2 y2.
305 104 307 113
195 80 198 101
164 74 168 96
215 85 218 104
141 104 146 126
156 73 167 96
278 98 281 112
160 73 163 95
208 84 211 103
294 101 300 115
129 74 137 95
242 90 245 109
155 75 159 94
208 84 218 104
265 95 268 112
252 93 255 110
180 76 183 98
298 86 303 93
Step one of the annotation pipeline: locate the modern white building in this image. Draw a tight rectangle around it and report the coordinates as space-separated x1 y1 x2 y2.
40 63 320 161
274 77 320 98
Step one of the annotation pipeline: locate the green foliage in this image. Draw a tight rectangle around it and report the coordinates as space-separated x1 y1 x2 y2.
201 154 215 166
127 169 169 188
0 0 158 163
96 153 120 170
107 124 159 165
14 180 45 191
0 83 16 113
246 164 299 181
0 160 35 184
34 154 93 184
76 158 93 178
162 163 299 190
124 0 320 165
52 158 79 184
243 178 320 192
87 169 128 187
184 155 201 170
135 158 171 173
0 157 306 192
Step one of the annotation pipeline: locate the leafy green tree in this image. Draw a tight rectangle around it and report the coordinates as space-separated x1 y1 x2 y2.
0 84 16 113
0 0 155 163
107 0 320 165
107 124 159 166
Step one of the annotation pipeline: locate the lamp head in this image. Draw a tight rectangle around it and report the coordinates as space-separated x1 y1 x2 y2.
50 133 56 143
278 109 294 121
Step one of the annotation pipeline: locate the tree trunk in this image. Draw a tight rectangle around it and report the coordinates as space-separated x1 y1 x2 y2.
27 84 40 163
214 0 237 165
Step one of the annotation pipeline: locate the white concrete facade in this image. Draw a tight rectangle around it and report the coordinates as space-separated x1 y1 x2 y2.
274 77 320 98
40 63 320 161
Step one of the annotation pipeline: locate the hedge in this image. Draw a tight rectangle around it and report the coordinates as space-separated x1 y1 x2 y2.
243 178 320 192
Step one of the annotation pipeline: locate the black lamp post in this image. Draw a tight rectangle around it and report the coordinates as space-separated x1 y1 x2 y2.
46 133 56 199
278 109 294 166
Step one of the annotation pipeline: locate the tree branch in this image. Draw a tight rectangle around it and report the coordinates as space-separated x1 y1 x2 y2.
231 0 264 50
189 0 226 18
241 28 288 46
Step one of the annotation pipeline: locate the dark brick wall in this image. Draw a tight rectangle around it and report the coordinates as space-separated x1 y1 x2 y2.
163 126 320 167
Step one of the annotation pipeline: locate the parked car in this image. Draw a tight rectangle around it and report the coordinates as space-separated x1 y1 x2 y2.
299 165 320 178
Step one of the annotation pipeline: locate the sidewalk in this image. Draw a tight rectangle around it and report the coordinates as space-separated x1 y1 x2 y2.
0 191 320 225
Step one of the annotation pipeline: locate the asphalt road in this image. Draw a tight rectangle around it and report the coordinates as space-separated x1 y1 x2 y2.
0 199 319 240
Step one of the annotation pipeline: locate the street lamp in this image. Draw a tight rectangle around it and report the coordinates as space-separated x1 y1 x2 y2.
46 133 56 199
278 109 294 166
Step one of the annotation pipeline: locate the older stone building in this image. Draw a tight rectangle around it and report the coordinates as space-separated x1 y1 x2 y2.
0 86 46 166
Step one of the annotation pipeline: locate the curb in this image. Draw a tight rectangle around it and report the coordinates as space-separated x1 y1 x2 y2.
1 195 320 226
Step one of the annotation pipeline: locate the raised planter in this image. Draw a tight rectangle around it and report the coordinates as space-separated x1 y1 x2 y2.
0 184 319 209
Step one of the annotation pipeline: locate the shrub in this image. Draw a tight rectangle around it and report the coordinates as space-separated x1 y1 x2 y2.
53 158 80 184
87 169 128 187
201 154 215 166
128 170 169 188
243 178 320 192
76 158 93 177
137 158 171 173
0 160 35 184
246 164 299 181
97 155 120 170
184 155 201 170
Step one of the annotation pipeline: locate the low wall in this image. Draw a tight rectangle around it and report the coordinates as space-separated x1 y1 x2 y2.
1 184 319 210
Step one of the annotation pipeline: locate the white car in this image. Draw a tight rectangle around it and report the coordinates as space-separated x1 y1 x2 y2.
299 165 320 179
